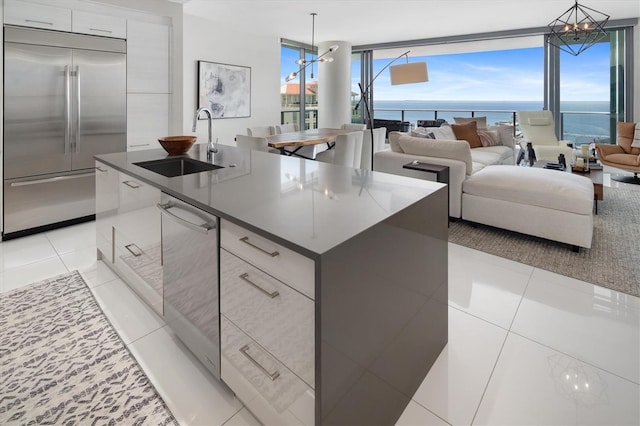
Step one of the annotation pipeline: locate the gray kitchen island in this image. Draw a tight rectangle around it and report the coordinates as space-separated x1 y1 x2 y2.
95 144 448 426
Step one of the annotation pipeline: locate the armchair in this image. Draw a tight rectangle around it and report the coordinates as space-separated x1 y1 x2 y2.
595 122 640 184
517 110 574 161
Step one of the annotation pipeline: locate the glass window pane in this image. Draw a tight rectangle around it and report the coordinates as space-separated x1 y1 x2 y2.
559 39 612 146
280 45 302 128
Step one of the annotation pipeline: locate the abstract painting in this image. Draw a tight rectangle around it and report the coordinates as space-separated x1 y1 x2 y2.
198 61 251 118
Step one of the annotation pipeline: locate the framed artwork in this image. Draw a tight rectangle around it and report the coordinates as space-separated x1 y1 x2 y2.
197 61 251 118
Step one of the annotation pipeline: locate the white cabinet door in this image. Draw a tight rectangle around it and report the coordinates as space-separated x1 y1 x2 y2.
72 10 126 39
4 0 71 32
127 20 170 93
127 94 170 151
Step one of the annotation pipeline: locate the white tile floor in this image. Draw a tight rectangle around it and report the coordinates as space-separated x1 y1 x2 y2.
1 166 638 426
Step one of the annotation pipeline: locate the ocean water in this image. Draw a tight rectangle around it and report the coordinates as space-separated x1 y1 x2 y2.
372 100 611 144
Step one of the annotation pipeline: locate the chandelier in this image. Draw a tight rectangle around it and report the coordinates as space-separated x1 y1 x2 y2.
547 1 610 56
285 13 339 82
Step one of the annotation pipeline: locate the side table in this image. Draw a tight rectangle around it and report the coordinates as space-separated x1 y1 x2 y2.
402 161 450 223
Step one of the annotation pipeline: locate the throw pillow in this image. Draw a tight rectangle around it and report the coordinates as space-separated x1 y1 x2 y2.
488 124 514 147
454 116 487 129
617 121 637 154
451 121 482 148
632 123 640 149
477 130 498 147
410 127 431 138
430 125 456 140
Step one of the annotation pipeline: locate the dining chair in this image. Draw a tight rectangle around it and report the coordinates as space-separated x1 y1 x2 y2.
235 134 279 153
247 126 276 137
315 131 364 168
361 127 387 170
341 123 366 131
275 123 299 134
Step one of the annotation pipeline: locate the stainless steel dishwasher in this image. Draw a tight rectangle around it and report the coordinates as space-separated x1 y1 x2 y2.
158 194 220 379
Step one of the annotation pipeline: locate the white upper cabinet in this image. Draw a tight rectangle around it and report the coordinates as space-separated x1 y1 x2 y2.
4 0 72 32
4 1 126 39
72 10 126 39
127 20 170 94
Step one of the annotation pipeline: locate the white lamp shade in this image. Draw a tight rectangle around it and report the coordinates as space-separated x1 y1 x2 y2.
389 62 428 85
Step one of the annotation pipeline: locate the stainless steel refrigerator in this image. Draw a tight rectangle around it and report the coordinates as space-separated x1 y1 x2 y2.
3 26 126 239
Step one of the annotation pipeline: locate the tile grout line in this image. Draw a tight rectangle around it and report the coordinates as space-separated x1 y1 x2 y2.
468 266 534 425
507 328 640 387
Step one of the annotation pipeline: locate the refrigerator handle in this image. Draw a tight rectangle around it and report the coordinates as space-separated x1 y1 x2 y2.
64 65 71 154
75 65 81 153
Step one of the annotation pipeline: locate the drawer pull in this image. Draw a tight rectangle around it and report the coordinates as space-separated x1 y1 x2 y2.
89 28 113 34
239 273 279 299
95 166 108 173
124 243 143 257
239 345 280 381
239 236 280 257
25 19 53 26
122 180 140 189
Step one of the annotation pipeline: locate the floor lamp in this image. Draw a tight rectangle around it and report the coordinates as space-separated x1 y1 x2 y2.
355 51 428 169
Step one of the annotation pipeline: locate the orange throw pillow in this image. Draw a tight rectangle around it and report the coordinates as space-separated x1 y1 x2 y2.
617 122 639 155
452 121 482 148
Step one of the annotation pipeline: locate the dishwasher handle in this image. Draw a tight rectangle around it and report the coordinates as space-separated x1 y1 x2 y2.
157 202 216 234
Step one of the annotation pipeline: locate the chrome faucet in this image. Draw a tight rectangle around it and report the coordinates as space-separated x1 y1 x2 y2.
192 107 218 159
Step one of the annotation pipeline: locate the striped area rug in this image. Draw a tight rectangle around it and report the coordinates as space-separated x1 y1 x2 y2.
449 187 640 297
0 271 177 425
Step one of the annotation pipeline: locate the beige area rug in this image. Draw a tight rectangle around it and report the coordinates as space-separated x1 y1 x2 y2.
449 187 640 297
0 271 177 425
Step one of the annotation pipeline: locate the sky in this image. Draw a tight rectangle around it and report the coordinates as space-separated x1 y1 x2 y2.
281 43 611 102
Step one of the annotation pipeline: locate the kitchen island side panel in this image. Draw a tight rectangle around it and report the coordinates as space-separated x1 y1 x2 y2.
318 187 448 425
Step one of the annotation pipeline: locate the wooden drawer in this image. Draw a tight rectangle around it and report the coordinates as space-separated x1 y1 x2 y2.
221 316 315 425
220 220 315 300
221 249 314 387
72 10 126 39
4 0 71 32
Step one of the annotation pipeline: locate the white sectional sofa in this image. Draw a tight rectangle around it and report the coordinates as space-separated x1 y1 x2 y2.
374 125 515 218
374 126 594 249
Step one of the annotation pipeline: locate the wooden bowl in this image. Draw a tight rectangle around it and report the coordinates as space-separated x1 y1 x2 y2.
158 136 197 155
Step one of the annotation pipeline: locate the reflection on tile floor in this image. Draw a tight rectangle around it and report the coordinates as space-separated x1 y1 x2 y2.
1 173 638 426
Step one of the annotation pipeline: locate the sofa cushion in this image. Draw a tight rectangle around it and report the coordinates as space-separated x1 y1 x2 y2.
470 149 503 166
618 122 640 155
473 145 513 163
463 165 594 215
452 121 482 148
396 134 473 175
454 116 487 129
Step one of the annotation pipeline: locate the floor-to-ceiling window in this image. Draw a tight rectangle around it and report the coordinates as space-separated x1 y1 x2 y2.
553 28 630 145
361 46 544 129
280 43 320 130
345 24 634 143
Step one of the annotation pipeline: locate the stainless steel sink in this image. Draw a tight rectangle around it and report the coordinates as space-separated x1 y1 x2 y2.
134 157 223 177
